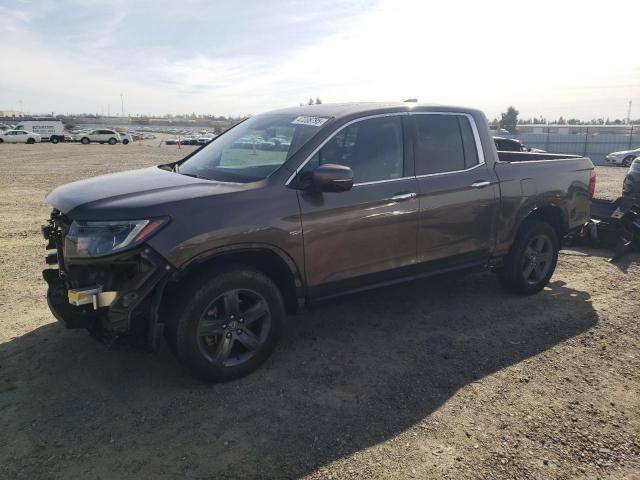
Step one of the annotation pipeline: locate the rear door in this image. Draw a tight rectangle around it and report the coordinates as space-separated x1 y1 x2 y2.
294 114 419 297
410 113 499 268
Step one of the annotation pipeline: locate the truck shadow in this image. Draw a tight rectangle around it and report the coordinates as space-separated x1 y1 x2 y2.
0 274 597 478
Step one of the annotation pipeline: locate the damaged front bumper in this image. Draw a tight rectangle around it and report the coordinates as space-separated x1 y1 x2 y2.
42 210 173 348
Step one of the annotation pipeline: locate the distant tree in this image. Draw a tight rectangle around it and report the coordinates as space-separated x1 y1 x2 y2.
315 97 322 104
499 106 519 133
308 98 314 105
556 116 566 125
567 118 581 125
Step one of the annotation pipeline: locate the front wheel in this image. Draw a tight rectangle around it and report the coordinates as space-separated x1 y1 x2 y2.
26 138 36 144
108 138 117 145
81 137 90 145
622 156 635 167
122 139 129 145
497 219 559 295
167 266 285 382
50 136 59 144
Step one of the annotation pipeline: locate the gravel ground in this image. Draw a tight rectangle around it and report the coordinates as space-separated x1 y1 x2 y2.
0 143 638 479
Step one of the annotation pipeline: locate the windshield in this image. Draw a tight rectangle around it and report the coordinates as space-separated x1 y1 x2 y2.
177 113 330 182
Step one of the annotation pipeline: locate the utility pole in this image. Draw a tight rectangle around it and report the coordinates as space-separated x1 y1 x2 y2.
120 93 125 117
627 100 632 125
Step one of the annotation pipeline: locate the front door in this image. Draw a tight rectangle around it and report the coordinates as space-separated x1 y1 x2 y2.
294 115 419 298
409 113 499 268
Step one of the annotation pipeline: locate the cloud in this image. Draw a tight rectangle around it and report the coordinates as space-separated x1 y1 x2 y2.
0 0 638 118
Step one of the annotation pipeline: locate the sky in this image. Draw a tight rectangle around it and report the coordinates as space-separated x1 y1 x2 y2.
0 0 639 120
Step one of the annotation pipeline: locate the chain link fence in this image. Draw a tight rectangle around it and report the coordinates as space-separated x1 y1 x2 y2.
494 125 639 164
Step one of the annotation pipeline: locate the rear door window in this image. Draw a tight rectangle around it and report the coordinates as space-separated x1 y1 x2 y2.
413 115 466 175
458 116 479 169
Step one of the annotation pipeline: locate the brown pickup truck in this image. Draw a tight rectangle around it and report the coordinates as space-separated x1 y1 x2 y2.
42 103 595 381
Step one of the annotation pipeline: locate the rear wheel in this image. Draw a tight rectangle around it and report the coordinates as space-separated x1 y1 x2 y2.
81 137 90 145
497 219 559 295
108 138 117 145
166 266 285 382
122 139 129 145
26 138 35 144
50 136 59 144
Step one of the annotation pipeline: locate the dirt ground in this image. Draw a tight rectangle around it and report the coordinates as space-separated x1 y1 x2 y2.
0 143 638 479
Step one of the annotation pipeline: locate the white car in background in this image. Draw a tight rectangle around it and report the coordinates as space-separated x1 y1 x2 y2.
119 133 133 144
0 129 41 144
75 129 121 145
605 147 640 167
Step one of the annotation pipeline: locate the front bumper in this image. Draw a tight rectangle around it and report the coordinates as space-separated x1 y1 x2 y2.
42 211 173 343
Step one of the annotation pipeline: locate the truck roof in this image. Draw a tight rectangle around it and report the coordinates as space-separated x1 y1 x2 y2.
268 102 483 120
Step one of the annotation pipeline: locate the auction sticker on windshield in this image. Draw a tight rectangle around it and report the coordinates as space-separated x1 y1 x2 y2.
291 116 329 127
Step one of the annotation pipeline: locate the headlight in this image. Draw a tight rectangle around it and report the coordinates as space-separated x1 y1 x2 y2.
64 218 169 258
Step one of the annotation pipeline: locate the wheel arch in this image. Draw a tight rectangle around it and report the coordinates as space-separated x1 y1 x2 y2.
163 245 304 316
519 204 566 245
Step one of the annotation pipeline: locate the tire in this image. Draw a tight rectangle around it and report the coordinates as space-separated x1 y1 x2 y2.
497 219 559 295
622 156 635 167
122 139 129 145
26 138 35 144
166 266 285 382
50 136 59 144
108 138 117 145
0 138 3 143
81 137 90 145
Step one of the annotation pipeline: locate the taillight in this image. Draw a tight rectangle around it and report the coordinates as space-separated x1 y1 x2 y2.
588 169 596 201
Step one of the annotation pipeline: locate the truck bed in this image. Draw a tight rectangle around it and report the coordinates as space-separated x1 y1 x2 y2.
491 154 594 257
497 151 583 162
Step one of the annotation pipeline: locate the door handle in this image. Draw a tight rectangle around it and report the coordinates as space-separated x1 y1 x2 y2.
471 181 491 188
390 192 417 201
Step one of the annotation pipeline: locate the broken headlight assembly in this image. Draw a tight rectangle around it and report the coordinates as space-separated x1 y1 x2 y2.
64 217 169 258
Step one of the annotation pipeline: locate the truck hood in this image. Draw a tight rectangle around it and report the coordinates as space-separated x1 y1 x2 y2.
47 166 250 220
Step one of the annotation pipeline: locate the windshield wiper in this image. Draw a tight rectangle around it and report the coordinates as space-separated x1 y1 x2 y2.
179 172 210 180
173 163 209 180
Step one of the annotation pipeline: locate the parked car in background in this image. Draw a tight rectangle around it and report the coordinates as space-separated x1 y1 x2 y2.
605 147 640 167
0 129 41 144
493 136 545 153
196 136 214 145
181 136 199 145
119 133 133 145
15 119 65 143
165 138 179 145
623 158 640 201
75 129 121 145
43 102 595 382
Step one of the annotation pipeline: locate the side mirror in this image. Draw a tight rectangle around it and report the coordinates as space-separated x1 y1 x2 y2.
301 163 354 192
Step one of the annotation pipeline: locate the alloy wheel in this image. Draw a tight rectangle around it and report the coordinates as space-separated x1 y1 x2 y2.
521 234 553 285
196 289 271 367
